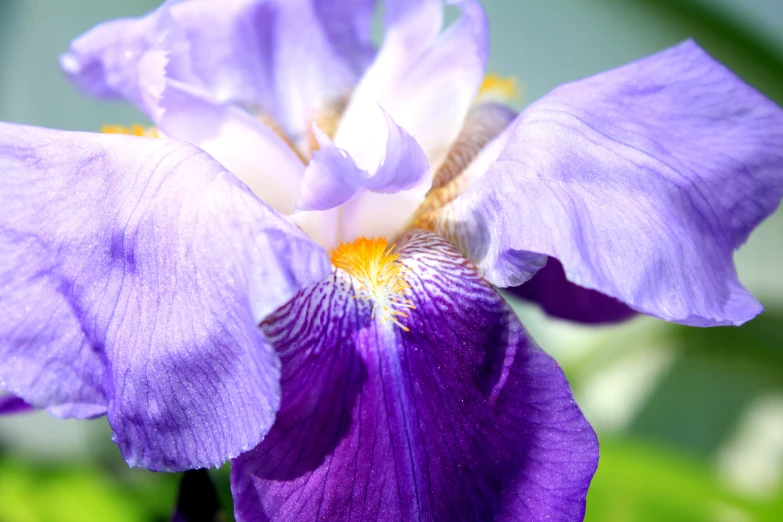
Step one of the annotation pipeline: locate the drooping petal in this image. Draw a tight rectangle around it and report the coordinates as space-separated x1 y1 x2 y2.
335 0 489 171
506 258 637 324
0 123 331 470
421 41 783 327
0 394 34 416
231 231 598 522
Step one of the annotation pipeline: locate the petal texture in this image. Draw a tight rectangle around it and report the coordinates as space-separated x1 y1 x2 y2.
231 231 598 522
423 41 783 326
0 123 331 470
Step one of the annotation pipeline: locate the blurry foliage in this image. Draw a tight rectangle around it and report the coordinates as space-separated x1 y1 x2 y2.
0 457 178 522
631 311 783 457
587 438 783 522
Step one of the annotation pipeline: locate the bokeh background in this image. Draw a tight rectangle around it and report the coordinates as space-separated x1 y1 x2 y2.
1 0 782 520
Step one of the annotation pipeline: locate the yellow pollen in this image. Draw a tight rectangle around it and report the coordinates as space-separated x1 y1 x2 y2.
330 237 415 331
478 74 520 102
101 123 161 138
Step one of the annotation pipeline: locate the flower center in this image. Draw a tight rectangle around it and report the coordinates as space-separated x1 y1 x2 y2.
330 237 415 331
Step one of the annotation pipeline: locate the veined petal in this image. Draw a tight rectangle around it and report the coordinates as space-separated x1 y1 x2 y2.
422 41 783 327
335 0 488 171
0 394 33 416
0 123 331 470
231 231 598 522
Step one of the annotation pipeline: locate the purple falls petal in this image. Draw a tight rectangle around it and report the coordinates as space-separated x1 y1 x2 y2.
506 258 637 324
433 40 783 327
0 394 34 416
231 231 598 522
0 123 331 471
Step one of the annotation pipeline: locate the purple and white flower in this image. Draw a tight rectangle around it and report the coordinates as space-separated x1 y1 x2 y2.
2 0 782 520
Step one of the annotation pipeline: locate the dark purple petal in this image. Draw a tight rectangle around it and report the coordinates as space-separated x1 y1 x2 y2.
0 394 34 415
429 41 783 326
506 258 637 324
231 231 598 522
0 123 331 470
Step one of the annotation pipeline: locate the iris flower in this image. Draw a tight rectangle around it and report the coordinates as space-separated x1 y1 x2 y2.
2 0 782 520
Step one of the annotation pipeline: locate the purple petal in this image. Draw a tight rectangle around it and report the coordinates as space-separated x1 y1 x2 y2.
365 109 430 193
432 41 783 326
0 123 331 470
61 0 374 140
158 81 306 213
295 126 367 211
336 0 488 169
506 258 637 324
295 111 429 219
59 14 154 104
231 231 598 521
0 394 34 416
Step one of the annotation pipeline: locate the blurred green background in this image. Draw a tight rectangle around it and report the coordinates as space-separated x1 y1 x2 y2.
1 0 782 520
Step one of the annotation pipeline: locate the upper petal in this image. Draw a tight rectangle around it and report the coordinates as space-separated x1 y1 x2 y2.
61 0 374 140
158 80 306 213
424 41 783 326
335 0 488 171
231 231 597 522
0 123 331 470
